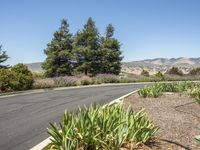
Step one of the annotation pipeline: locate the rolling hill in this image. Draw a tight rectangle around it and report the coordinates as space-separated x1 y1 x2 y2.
26 57 200 75
122 57 200 75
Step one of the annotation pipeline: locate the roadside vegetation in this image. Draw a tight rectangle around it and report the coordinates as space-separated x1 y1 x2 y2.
47 104 158 150
124 82 200 149
1 18 200 93
42 18 122 77
0 64 34 92
138 82 200 104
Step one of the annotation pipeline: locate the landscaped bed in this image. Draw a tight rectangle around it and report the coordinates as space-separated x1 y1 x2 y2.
45 104 158 150
123 82 200 149
44 82 200 150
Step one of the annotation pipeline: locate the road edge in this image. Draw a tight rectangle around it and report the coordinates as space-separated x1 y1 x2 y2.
30 89 139 150
0 82 146 98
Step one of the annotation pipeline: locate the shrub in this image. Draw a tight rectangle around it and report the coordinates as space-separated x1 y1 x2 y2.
47 105 158 149
0 64 34 92
53 76 78 87
93 74 119 84
187 85 200 104
167 67 183 76
11 64 34 91
155 71 165 81
33 78 55 89
0 68 15 92
189 68 200 76
140 70 150 77
119 77 137 83
32 72 45 79
76 75 93 85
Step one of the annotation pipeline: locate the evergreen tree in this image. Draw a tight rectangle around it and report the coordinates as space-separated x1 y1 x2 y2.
100 24 123 75
0 45 9 68
73 17 100 75
42 19 73 77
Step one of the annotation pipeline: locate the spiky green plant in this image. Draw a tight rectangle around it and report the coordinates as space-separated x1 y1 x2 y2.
47 105 158 150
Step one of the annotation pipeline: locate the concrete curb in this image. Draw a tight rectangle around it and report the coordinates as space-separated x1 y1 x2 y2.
30 89 139 150
0 82 147 99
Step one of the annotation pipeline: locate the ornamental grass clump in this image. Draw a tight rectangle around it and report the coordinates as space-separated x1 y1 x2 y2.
138 82 200 104
47 105 158 150
138 83 163 98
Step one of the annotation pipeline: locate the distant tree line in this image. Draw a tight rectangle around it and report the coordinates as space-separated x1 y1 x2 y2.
42 17 123 77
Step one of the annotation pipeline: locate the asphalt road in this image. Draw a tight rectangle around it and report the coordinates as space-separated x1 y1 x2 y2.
0 84 145 150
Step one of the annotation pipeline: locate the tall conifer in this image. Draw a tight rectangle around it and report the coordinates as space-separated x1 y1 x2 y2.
42 19 73 77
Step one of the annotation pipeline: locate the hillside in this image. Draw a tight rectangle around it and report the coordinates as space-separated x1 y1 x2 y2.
26 57 200 75
122 57 200 75
25 62 43 72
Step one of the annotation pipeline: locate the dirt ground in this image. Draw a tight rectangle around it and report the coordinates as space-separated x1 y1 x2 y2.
123 92 200 150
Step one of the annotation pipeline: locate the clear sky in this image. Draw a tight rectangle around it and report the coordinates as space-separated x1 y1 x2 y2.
1 0 200 65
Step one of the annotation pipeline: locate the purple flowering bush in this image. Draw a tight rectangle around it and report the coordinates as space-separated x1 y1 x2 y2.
33 78 55 89
53 76 78 87
33 74 122 89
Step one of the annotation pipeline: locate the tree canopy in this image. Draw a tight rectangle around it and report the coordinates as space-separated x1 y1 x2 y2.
42 19 74 77
0 45 9 68
43 18 123 77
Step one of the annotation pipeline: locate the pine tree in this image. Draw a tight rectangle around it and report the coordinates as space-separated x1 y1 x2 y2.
0 45 9 68
42 19 73 77
100 24 123 75
73 17 100 75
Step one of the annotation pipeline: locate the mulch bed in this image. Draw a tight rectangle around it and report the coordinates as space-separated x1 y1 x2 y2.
123 92 200 150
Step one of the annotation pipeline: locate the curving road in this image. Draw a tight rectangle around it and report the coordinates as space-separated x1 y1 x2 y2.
0 84 146 150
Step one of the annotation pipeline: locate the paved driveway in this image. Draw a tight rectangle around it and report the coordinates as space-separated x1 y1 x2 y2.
0 84 145 150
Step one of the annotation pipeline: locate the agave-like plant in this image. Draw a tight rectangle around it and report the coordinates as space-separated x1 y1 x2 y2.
47 104 158 150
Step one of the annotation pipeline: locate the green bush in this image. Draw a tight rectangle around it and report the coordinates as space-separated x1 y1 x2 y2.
0 64 34 92
32 72 45 79
189 68 200 76
155 71 165 81
141 70 150 77
0 68 15 92
11 64 34 91
167 67 183 76
47 105 158 150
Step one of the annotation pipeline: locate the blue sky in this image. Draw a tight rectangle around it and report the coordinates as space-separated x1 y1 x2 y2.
1 0 200 65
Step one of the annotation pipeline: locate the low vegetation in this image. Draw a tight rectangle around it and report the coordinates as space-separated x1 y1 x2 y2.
47 104 158 150
138 82 200 104
166 67 183 76
0 64 33 92
140 70 150 77
189 67 200 75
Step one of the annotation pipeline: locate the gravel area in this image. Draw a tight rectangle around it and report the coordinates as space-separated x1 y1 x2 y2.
123 92 200 150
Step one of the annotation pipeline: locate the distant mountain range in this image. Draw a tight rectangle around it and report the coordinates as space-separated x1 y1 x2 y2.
26 62 43 72
26 57 200 75
122 57 200 75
